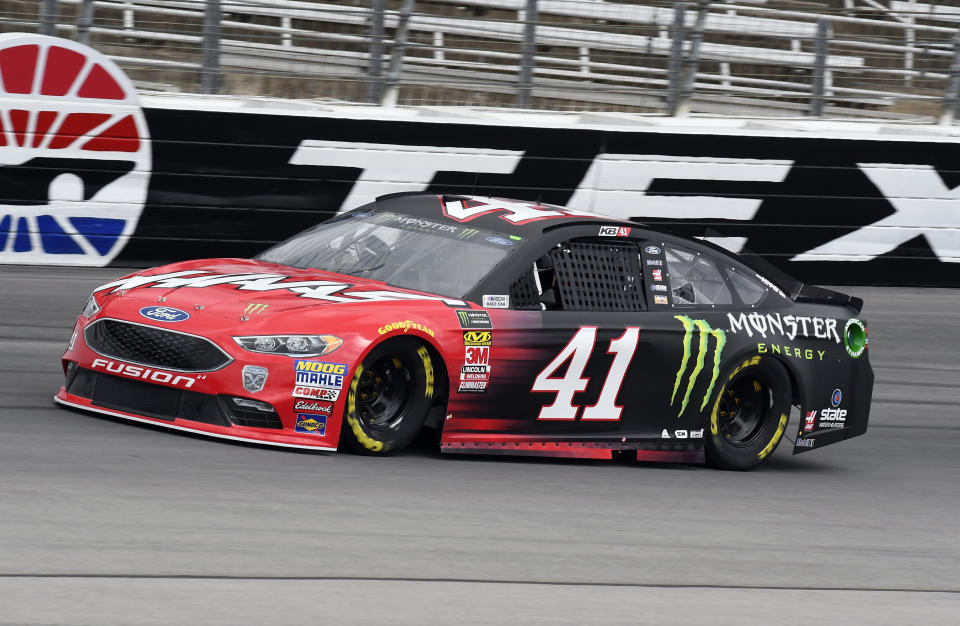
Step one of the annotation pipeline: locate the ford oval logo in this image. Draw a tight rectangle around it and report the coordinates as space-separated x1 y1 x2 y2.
486 236 513 246
139 306 190 322
644 245 662 255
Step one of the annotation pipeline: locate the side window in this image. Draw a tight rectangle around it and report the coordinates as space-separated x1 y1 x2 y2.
726 267 766 306
509 241 645 311
664 246 733 306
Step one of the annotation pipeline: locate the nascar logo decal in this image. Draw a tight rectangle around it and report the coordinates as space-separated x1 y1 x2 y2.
0 34 151 266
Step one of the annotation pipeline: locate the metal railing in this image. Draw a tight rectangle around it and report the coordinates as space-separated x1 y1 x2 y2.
4 0 960 122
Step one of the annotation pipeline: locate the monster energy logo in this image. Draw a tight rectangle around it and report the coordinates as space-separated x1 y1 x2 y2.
243 303 269 316
457 228 480 239
671 315 726 417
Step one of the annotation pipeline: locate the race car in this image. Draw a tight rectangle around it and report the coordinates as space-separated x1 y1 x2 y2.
57 193 873 469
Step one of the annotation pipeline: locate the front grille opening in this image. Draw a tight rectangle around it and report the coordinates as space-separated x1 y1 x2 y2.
84 319 231 372
220 396 283 430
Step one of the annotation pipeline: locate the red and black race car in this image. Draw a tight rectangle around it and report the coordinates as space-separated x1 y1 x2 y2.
57 193 872 469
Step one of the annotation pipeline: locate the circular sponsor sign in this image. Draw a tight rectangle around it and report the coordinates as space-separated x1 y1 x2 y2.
139 306 190 322
0 33 151 265
486 236 513 246
644 245 662 255
831 389 842 407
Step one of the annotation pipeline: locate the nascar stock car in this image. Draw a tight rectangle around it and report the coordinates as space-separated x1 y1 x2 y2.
57 193 873 469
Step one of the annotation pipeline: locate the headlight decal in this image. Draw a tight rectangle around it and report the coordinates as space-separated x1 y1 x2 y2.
233 335 343 357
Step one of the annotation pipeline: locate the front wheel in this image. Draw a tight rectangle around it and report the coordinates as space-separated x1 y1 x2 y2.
705 355 792 471
341 338 435 455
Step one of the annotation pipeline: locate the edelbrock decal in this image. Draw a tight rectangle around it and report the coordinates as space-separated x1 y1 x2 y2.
95 270 466 305
0 33 151 266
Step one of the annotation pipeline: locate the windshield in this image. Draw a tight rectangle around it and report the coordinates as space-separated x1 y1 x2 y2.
256 211 524 298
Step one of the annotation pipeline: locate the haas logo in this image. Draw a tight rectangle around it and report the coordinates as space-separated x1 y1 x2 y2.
0 33 151 265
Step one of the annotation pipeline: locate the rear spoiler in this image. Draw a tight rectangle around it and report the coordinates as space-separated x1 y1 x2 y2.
794 284 864 314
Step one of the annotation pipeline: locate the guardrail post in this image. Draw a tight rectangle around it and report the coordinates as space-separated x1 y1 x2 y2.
367 0 386 103
516 0 538 109
674 0 708 117
666 3 686 115
381 0 414 108
41 0 59 36
75 0 96 45
201 0 221 95
939 30 960 126
810 18 830 117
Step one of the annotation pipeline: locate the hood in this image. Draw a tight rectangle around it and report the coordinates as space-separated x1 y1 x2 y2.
94 258 467 322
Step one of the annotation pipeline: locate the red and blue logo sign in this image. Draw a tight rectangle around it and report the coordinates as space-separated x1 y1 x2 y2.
831 389 842 407
139 306 190 322
295 413 327 436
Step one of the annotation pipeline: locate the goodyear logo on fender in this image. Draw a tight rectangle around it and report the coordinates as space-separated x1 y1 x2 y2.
671 316 726 417
295 413 327 435
463 331 492 347
378 320 435 336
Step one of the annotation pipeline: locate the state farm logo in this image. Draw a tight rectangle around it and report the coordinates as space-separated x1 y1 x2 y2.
0 33 151 266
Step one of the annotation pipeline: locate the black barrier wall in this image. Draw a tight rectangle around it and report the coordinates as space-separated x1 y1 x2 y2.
6 104 960 286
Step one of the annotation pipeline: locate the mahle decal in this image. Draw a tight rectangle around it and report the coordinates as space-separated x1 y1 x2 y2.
671 316 726 417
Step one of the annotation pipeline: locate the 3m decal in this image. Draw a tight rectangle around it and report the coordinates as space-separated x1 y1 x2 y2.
0 33 152 266
532 326 640 421
91 357 196 388
95 271 466 306
465 346 489 366
727 312 840 342
671 316 726 417
295 413 327 435
456 309 492 329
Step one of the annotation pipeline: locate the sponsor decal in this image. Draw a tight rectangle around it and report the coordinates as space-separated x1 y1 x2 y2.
464 346 490 366
377 320 435 336
671 316 726 417
95 271 466 306
91 357 196 388
485 236 513 246
832 389 842 407
674 430 688 439
460 365 490 381
482 295 509 309
456 228 480 240
0 33 152 266
757 343 826 361
651 269 663 281
456 309 492 329
441 197 602 225
690 428 703 439
139 306 190 322
294 413 327 435
796 438 815 448
844 318 867 358
293 360 347 399
654 295 669 305
241 365 268 393
463 330 492 346
391 215 459 233
650 283 667 292
294 400 334 413
292 385 340 401
644 245 662 255
817 407 847 427
599 225 631 237
457 380 488 393
727 312 840 343
68 330 78 351
803 411 817 432
242 303 269 317
661 429 670 438
645 259 663 266
755 273 787 299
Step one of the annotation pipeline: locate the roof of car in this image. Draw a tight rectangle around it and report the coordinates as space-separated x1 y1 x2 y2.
367 192 635 236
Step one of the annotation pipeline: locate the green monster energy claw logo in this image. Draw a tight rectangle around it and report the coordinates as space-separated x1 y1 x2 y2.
457 228 480 239
671 315 726 417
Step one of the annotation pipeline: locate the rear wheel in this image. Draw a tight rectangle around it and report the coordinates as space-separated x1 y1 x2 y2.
705 356 791 470
341 338 435 455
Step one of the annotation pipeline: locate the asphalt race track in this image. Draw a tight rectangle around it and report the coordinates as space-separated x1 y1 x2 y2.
0 266 957 625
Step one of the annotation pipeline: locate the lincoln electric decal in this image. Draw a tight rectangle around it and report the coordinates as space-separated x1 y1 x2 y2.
0 33 151 265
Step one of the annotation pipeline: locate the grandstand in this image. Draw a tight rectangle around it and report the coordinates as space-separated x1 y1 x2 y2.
4 0 960 121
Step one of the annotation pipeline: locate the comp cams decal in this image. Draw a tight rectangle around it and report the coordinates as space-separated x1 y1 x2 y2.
95 270 466 305
0 33 151 266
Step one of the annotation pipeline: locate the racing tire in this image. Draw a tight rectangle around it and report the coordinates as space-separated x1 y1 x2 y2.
705 355 792 471
341 338 435 455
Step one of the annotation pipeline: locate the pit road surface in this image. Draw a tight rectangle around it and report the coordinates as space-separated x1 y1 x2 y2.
0 266 957 625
